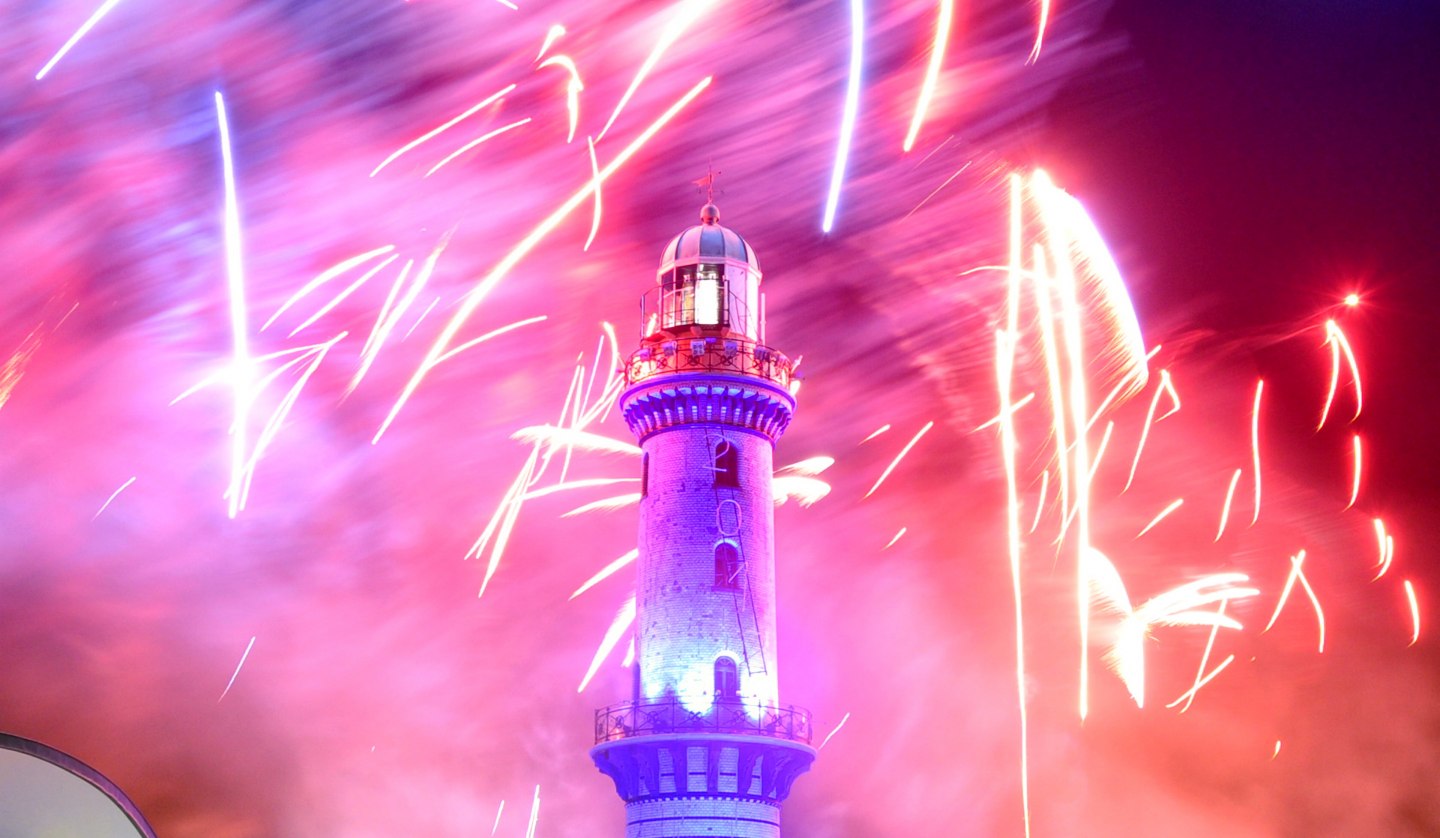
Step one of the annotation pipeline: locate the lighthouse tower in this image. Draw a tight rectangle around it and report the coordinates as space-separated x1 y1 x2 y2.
590 202 815 836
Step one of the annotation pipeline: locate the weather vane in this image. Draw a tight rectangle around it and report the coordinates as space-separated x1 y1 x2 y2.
693 163 722 204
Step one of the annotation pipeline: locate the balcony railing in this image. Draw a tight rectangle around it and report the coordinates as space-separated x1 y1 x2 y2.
594 697 813 745
624 338 793 388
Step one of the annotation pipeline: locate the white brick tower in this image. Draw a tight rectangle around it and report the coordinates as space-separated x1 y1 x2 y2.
591 202 815 837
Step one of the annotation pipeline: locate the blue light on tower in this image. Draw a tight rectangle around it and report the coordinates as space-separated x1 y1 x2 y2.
590 202 816 836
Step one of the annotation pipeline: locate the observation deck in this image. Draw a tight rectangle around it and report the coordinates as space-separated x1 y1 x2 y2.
594 697 813 745
624 337 794 388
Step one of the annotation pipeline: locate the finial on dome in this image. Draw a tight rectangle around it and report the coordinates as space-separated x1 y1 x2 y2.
693 164 722 224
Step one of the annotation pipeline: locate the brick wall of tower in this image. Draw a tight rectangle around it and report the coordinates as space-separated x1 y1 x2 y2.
625 797 781 838
637 425 779 708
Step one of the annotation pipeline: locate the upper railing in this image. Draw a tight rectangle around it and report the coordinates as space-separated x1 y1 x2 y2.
624 337 793 389
595 697 813 745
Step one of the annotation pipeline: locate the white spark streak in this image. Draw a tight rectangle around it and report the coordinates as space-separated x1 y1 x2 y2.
219 636 256 702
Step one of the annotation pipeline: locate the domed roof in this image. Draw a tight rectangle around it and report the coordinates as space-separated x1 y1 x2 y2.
657 203 762 278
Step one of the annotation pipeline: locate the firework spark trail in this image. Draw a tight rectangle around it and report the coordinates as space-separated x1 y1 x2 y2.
432 316 549 367
1372 519 1396 580
1122 368 1179 492
772 476 832 506
997 171 1031 838
262 246 396 331
1272 741 1283 760
1404 580 1420 646
595 0 717 141
584 137 603 250
93 476 137 519
1262 550 1325 653
904 162 971 219
1089 554 1256 708
369 85 516 177
1346 433 1362 510
281 255 401 338
863 421 934 498
1028 470 1049 534
975 392 1035 430
821 0 865 233
218 636 256 702
1084 345 1162 434
524 785 540 838
1318 319 1363 428
562 493 642 516
1 328 47 412
468 446 540 597
578 593 636 691
491 800 504 836
860 424 891 443
376 76 714 443
883 527 907 549
775 456 836 476
34 0 126 80
238 336 350 495
518 477 639 502
348 236 456 391
512 426 640 456
214 91 254 520
1251 379 1264 525
424 119 533 178
1173 599 1228 712
1134 498 1183 539
902 0 955 152
536 24 566 60
1026 244 1071 537
1164 654 1235 710
537 55 583 143
621 638 636 667
1214 468 1243 541
995 330 1032 838
1028 0 1053 63
818 712 852 750
403 297 441 340
570 549 640 600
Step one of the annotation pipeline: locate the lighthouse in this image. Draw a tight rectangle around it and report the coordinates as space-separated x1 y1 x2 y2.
590 202 816 836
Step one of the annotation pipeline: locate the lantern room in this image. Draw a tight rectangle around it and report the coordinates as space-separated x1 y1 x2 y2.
650 203 763 340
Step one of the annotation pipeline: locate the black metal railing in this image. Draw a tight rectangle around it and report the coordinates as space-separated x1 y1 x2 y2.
624 338 793 388
594 697 813 745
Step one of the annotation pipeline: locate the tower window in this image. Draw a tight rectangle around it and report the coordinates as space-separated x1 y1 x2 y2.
713 440 739 488
714 542 742 589
640 453 649 498
714 657 739 700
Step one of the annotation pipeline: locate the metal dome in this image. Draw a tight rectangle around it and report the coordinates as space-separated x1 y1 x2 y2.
656 204 762 280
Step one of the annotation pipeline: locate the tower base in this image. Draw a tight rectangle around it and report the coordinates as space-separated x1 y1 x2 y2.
591 733 815 838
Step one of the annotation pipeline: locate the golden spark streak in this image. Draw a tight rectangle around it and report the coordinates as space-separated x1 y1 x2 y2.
562 494 642 516
424 118 532 177
1165 653 1235 711
513 425 640 456
1319 320 1363 427
371 84 516 176
1262 550 1325 653
596 0 718 141
432 316 549 367
536 24 566 61
1251 379 1264 525
524 785 541 838
285 255 400 338
263 245 395 331
1028 470 1049 534
537 54 584 143
819 712 852 749
584 136 603 250
883 527 907 549
93 476 137 519
860 424 891 443
1345 433 1362 510
864 421 935 498
1135 498 1184 539
1272 740 1282 760
1027 0 1052 63
902 0 954 152
578 594 636 692
1123 368 1179 492
570 549 639 600
976 391 1035 430
377 77 713 443
1404 579 1420 646
1173 600 1228 712
1215 468 1243 541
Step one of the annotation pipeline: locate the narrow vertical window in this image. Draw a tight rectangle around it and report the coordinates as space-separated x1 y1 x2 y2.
713 440 739 488
640 452 649 498
714 657 739 700
714 542 741 588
